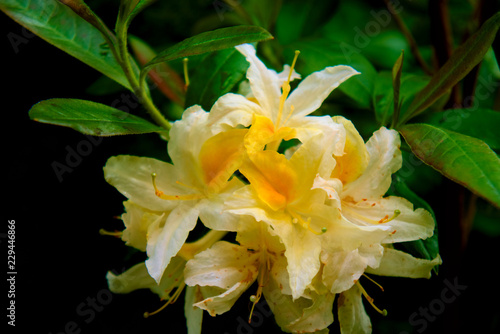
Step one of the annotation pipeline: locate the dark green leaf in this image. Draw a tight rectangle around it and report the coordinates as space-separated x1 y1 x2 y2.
0 0 132 90
400 123 500 208
117 0 156 31
185 48 248 110
286 39 377 109
424 108 500 150
140 25 273 84
29 99 166 136
388 175 439 271
401 12 500 124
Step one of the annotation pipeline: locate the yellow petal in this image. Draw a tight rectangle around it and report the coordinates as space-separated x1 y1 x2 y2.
240 150 298 211
199 129 247 193
244 114 296 154
331 116 369 184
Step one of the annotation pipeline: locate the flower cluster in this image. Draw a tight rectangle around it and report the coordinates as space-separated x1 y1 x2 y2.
104 44 440 333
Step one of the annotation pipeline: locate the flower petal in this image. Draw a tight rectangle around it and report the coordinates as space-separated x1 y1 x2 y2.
107 256 186 300
285 65 359 119
184 241 260 316
321 249 368 294
104 155 179 212
272 221 322 299
121 201 167 252
236 44 282 121
208 93 263 132
338 285 372 334
342 196 435 243
185 286 203 334
331 116 369 184
146 203 200 283
366 248 442 278
342 127 402 201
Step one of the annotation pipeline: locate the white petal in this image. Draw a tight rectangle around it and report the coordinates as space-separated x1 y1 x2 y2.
104 155 179 212
342 196 435 243
106 262 156 294
208 93 264 132
121 201 165 252
185 286 203 334
168 106 212 183
287 115 347 157
342 127 402 201
365 248 441 279
236 44 281 121
107 257 186 300
273 221 321 300
321 249 367 294
338 285 372 334
277 64 301 82
184 241 260 316
146 203 200 283
287 293 335 333
184 241 259 289
312 175 343 206
285 65 359 119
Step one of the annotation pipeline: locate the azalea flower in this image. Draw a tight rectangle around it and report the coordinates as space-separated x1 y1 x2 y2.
184 218 336 333
207 43 358 154
310 116 441 333
104 106 244 283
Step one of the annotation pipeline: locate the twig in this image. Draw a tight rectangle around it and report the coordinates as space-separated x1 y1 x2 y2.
383 0 433 76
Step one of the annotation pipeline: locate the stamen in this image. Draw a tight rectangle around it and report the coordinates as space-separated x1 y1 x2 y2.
378 210 401 224
288 209 326 235
183 58 190 90
343 205 401 225
151 172 203 201
248 269 265 323
356 281 387 316
144 283 185 318
363 274 384 292
276 50 300 127
99 229 122 238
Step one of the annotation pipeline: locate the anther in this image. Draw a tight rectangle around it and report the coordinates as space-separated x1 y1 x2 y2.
378 209 401 224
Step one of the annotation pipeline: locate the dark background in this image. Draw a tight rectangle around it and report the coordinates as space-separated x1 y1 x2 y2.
2 1 500 333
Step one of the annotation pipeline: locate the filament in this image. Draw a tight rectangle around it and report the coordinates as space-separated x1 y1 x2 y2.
276 50 300 127
151 172 203 201
183 58 190 90
356 281 387 316
99 229 122 238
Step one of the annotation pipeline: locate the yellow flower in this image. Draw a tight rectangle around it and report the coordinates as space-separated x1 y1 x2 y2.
104 106 245 283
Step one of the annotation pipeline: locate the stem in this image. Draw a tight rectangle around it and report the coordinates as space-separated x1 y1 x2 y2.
383 0 433 76
178 230 228 261
115 24 172 131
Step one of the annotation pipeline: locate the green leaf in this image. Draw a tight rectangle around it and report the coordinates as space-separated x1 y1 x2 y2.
117 0 156 30
424 108 500 150
388 175 439 271
286 39 377 109
140 25 273 85
399 123 500 208
185 48 249 110
0 0 132 90
401 12 500 125
29 99 166 136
